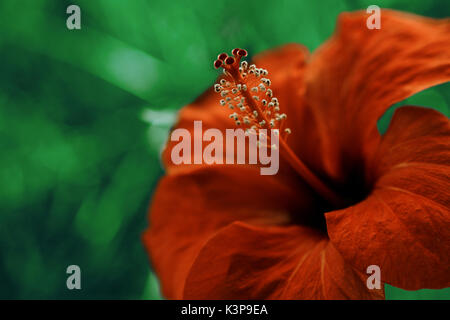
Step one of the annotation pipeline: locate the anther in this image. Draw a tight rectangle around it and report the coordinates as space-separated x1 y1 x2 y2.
262 78 271 86
229 112 238 120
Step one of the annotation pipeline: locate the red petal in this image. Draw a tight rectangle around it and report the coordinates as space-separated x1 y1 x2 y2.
143 166 316 299
183 222 384 299
303 10 450 183
326 107 450 290
161 87 233 173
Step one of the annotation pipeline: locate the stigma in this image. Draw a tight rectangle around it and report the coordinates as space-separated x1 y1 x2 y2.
213 48 291 141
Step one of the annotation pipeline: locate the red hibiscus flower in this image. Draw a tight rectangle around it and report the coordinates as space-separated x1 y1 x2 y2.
143 10 450 299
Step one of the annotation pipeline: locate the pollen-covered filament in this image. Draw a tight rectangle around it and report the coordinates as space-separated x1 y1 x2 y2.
213 48 344 207
214 49 290 147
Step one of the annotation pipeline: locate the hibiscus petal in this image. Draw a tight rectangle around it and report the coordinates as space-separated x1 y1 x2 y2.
143 165 315 299
326 106 450 290
161 87 233 172
183 221 384 299
304 10 450 182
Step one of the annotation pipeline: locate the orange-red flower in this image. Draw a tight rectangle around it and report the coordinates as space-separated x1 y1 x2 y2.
143 10 450 299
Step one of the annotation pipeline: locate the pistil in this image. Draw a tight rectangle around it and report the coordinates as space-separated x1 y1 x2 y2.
213 48 344 207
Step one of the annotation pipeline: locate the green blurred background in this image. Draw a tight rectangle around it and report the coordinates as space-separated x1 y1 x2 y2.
0 0 448 299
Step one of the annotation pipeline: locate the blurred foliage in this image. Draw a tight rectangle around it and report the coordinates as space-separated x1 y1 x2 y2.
0 0 448 299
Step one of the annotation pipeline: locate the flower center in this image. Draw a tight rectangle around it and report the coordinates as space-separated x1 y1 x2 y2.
214 48 345 208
